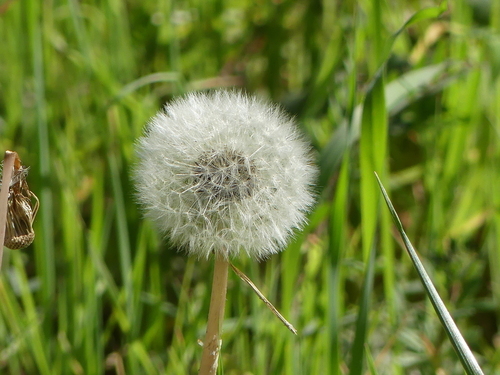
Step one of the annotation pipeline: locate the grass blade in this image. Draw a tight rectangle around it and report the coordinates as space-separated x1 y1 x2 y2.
28 0 55 311
348 244 376 375
375 172 484 375
359 72 387 261
327 155 349 375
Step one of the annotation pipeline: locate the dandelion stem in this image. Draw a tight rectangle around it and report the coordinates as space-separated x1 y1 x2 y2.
199 255 229 375
0 151 17 271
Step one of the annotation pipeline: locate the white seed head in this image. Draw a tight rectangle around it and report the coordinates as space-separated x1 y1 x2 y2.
134 90 317 260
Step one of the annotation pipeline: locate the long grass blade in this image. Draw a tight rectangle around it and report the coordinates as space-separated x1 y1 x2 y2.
348 244 376 375
327 155 349 375
375 172 484 375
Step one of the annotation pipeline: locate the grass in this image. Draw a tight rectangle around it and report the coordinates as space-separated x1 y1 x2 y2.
1 0 500 374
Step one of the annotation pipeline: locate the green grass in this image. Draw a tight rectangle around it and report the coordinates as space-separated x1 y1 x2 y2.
1 0 499 374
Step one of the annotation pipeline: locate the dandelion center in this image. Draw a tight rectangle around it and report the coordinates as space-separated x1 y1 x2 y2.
192 149 256 202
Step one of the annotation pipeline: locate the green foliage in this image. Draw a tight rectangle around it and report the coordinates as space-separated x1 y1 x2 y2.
1 0 499 374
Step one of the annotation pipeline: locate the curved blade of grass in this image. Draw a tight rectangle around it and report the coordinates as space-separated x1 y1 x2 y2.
374 172 484 375
383 3 447 60
110 72 183 104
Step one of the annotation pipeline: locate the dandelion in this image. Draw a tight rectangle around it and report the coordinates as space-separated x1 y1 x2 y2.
134 90 316 260
133 90 317 375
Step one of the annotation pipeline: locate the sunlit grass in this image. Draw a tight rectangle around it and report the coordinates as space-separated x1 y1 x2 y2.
0 0 499 374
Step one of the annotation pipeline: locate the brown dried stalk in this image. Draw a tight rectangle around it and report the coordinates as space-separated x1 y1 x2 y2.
198 256 229 375
230 263 297 335
0 151 39 270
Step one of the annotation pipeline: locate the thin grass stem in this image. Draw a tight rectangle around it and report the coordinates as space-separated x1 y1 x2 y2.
230 262 297 335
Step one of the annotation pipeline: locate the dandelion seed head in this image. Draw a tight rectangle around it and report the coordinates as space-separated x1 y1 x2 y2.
134 90 317 260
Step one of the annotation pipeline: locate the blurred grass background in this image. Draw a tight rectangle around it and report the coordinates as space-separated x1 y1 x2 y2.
1 0 500 374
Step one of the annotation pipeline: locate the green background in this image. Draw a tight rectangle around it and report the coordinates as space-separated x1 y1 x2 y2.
1 0 499 374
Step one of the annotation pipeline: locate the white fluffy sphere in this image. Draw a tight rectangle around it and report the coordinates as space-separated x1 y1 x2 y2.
134 90 316 260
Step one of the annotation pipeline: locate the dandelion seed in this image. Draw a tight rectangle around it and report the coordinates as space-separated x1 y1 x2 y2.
134 90 317 260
